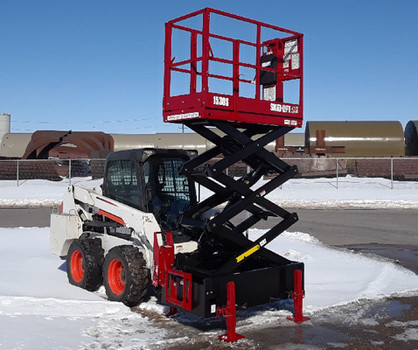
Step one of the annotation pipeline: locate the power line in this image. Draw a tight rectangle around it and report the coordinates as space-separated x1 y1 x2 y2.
12 116 158 125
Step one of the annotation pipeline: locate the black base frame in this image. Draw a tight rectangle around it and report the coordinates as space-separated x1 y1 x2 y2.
162 261 304 318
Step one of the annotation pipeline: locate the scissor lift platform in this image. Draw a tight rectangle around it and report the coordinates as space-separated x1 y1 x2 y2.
157 8 308 339
163 8 303 127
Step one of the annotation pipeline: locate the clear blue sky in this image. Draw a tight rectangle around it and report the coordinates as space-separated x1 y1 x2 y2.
1 0 417 134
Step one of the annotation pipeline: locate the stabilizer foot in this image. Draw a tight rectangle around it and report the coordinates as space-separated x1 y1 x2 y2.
287 269 311 323
164 306 178 317
217 281 245 342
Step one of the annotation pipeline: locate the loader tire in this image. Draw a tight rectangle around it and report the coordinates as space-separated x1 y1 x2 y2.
103 245 150 307
66 238 104 292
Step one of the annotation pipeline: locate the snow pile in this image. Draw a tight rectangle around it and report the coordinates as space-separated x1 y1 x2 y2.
0 227 417 348
250 230 418 311
1 176 418 208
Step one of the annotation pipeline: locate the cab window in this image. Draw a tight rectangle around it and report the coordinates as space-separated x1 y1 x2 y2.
105 160 140 209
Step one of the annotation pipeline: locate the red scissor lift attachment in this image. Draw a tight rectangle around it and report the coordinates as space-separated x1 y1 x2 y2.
163 7 303 127
159 8 309 340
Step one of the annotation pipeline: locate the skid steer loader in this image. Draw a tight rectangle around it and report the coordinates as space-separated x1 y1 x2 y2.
51 148 200 306
50 8 308 337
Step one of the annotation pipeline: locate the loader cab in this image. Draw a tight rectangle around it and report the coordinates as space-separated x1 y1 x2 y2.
102 148 198 230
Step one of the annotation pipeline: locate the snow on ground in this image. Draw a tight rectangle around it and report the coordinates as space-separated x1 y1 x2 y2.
1 175 418 208
264 176 418 209
0 177 418 347
0 178 102 208
0 227 167 349
0 227 417 349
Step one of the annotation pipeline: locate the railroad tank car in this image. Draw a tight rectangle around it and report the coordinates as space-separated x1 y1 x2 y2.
0 133 33 158
305 121 405 157
405 121 418 156
0 122 414 159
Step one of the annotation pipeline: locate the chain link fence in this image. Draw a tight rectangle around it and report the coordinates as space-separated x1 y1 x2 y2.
0 159 106 185
1 157 417 188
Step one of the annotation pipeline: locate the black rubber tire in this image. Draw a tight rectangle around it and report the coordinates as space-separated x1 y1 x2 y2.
103 245 150 307
66 238 104 292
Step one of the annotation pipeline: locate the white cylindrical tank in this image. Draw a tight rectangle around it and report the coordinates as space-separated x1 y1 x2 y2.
0 113 11 152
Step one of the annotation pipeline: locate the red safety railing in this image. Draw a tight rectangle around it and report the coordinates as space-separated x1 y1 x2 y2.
163 8 303 127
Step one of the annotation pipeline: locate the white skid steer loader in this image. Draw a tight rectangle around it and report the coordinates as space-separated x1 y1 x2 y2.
51 148 199 306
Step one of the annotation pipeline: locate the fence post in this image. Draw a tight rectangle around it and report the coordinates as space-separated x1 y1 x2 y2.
69 159 72 186
16 159 20 187
336 158 339 189
390 157 393 189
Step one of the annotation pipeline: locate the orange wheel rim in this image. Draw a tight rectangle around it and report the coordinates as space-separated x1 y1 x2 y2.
70 250 84 283
108 259 125 295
